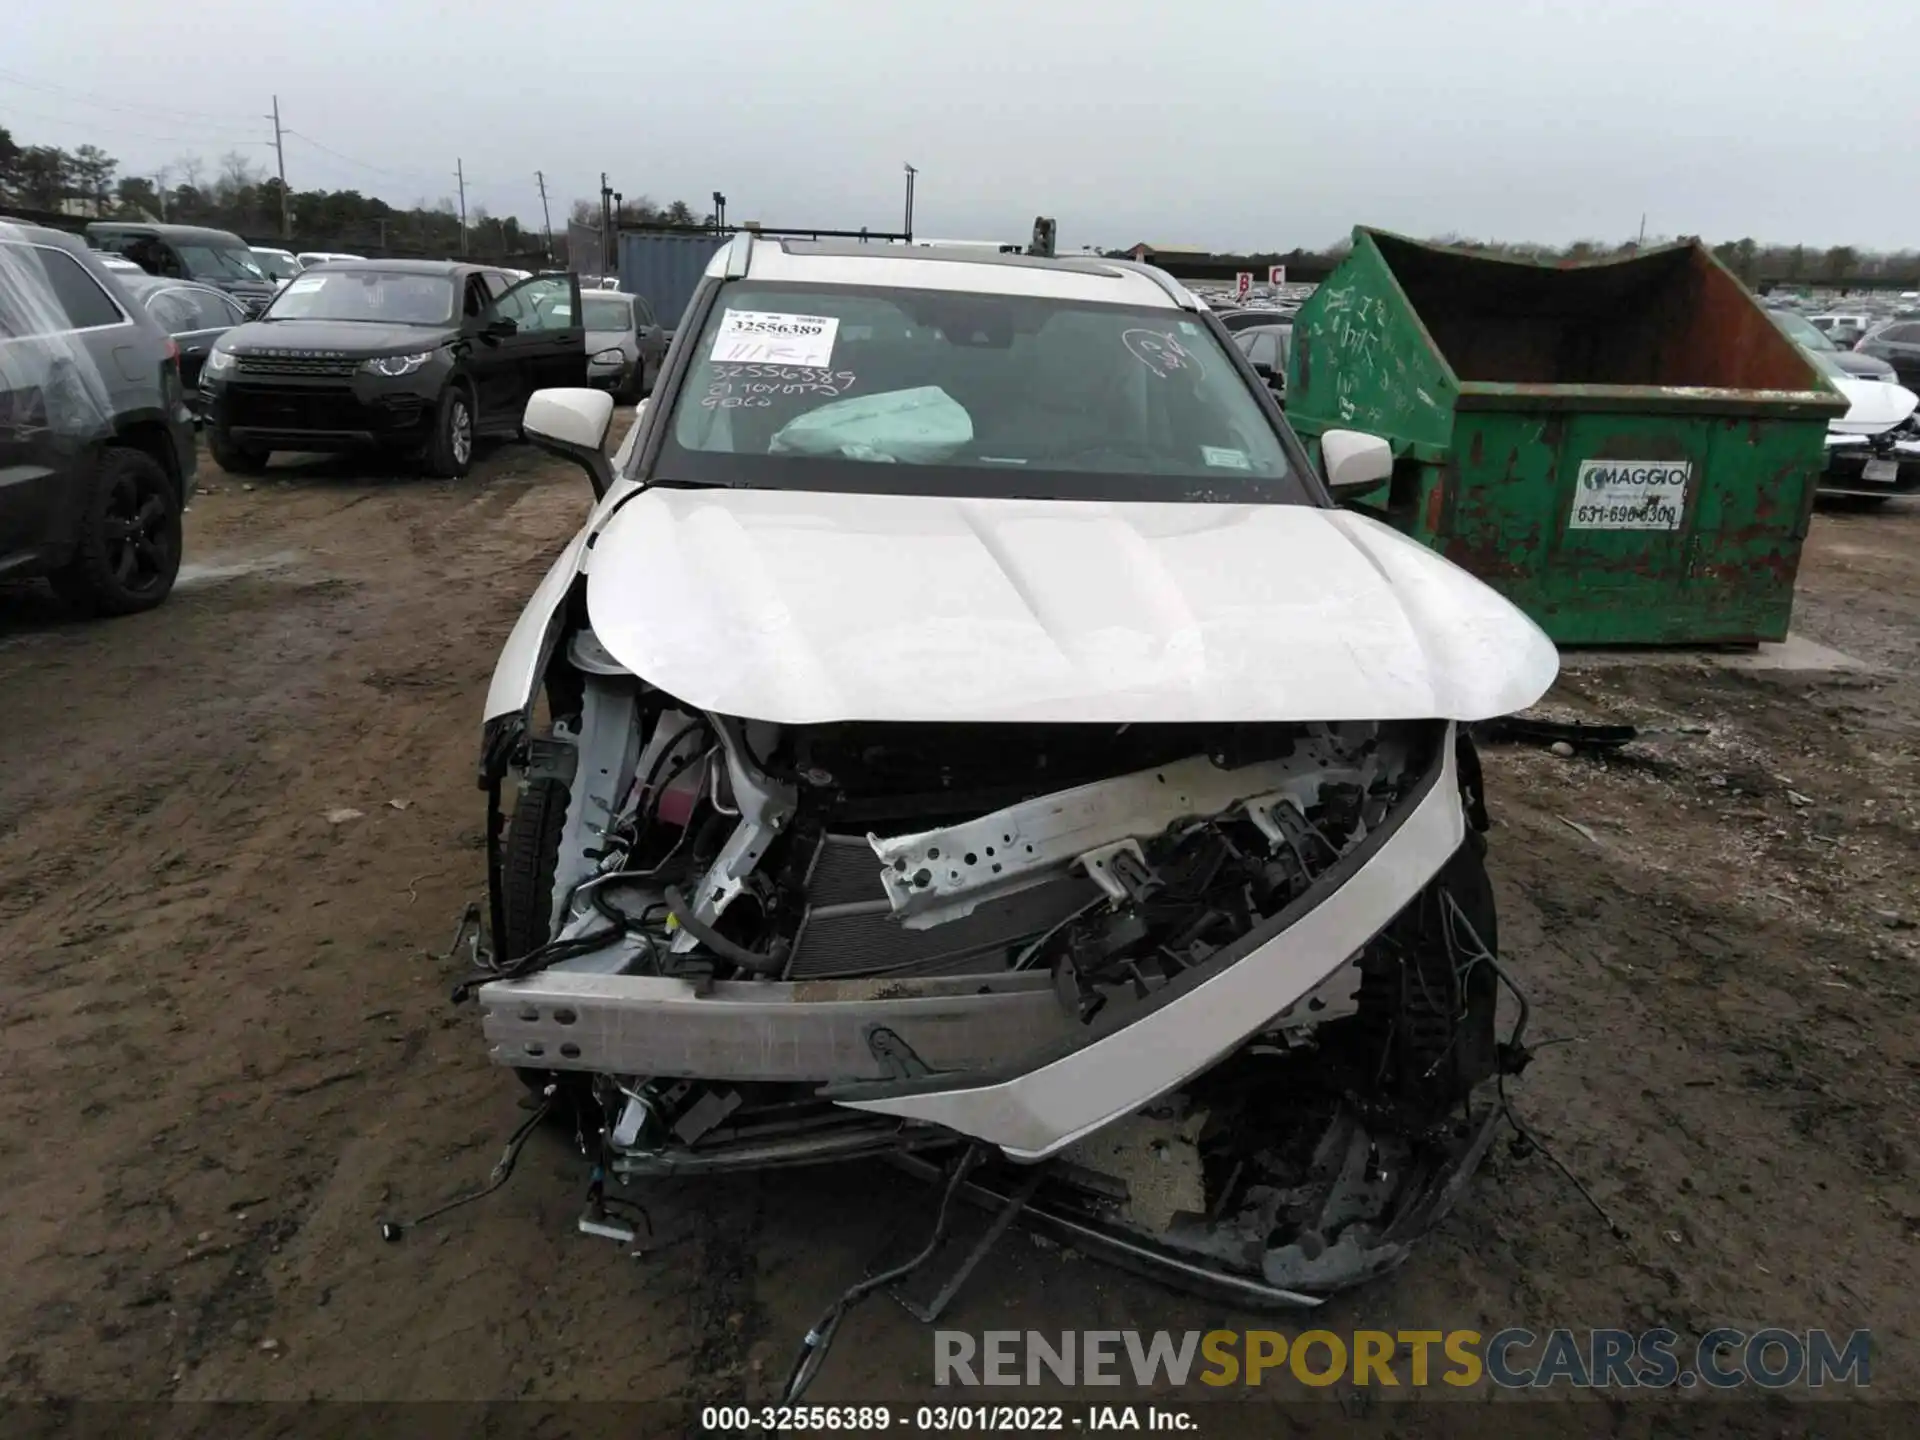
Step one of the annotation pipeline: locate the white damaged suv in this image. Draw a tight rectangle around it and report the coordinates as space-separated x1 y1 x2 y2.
472 237 1557 1303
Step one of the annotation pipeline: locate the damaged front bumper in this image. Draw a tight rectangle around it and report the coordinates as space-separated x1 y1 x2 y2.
829 738 1462 1158
481 724 1461 1160
1822 433 1920 498
474 701 1509 1302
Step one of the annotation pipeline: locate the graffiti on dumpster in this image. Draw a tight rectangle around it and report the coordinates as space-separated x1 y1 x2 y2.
1568 459 1690 531
1316 281 1444 428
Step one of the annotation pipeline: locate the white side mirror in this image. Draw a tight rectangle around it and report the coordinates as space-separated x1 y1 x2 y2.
523 388 616 497
1320 429 1394 501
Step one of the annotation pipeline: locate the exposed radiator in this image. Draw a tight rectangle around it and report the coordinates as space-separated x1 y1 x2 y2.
786 833 1098 980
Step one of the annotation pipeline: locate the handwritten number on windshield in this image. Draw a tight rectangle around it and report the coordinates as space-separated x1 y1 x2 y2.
1123 328 1205 380
702 365 859 409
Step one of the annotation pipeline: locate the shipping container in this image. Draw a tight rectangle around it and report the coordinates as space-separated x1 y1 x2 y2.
616 230 729 335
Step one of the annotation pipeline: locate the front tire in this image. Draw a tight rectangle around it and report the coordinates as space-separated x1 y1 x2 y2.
499 776 568 964
497 776 575 1103
51 447 182 617
209 430 271 475
424 383 475 478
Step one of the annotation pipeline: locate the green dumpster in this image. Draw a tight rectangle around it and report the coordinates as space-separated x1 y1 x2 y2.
1286 229 1848 646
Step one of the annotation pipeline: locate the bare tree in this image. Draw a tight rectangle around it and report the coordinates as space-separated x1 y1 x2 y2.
175 154 205 191
216 149 258 202
616 194 660 224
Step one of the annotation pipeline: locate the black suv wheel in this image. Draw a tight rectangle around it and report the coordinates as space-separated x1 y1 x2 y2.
51 447 182 616
425 384 476 478
209 430 271 475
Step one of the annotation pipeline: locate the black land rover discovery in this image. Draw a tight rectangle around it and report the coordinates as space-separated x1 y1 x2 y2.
200 260 585 478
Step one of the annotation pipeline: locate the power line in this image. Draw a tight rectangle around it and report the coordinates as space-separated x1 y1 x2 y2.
282 130 522 206
280 129 427 183
0 68 253 125
0 98 263 149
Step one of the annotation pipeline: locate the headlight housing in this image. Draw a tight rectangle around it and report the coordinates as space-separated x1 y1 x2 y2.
362 351 435 377
205 348 237 375
591 347 626 365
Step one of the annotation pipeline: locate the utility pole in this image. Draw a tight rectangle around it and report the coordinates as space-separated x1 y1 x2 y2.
599 172 614 276
610 191 622 277
455 158 468 256
536 170 553 260
266 95 289 239
1638 213 1647 249
903 163 917 241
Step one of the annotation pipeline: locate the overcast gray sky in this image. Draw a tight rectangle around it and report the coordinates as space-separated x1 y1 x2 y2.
8 0 1918 251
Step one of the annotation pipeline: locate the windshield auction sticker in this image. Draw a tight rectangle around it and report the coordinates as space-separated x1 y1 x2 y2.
1569 459 1690 530
710 310 839 367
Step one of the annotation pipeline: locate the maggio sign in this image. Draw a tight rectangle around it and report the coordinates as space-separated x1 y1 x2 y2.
1569 459 1690 531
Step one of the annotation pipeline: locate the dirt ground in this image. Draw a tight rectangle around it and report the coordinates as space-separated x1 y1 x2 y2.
1 437 1916 1426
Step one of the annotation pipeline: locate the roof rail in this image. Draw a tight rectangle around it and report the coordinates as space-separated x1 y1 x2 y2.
1102 258 1200 311
723 230 754 278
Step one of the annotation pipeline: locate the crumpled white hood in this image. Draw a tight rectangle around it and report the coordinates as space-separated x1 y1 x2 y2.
584 487 1558 725
1828 374 1919 436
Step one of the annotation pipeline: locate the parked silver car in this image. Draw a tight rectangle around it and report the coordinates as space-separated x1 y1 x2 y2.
582 289 667 403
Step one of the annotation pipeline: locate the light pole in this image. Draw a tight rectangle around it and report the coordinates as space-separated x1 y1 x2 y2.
903 163 917 242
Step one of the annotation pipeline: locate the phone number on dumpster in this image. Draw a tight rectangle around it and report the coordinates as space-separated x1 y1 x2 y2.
1568 458 1690 531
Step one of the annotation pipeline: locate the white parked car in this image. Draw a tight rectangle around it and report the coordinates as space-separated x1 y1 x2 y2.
1809 312 1872 348
295 250 364 269
472 237 1557 1303
1807 350 1920 501
249 246 302 286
